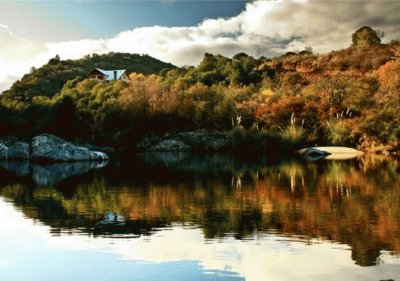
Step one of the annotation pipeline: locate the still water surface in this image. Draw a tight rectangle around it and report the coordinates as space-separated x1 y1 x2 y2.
0 153 399 281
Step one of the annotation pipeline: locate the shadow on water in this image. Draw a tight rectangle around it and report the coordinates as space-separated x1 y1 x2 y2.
0 153 399 266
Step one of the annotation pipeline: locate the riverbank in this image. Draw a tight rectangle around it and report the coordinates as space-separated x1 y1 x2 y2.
1 128 398 161
135 128 399 156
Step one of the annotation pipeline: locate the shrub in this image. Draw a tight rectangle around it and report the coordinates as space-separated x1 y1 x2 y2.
325 119 358 146
278 113 306 149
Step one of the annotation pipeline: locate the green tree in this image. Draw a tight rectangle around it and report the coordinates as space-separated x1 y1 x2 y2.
352 26 382 47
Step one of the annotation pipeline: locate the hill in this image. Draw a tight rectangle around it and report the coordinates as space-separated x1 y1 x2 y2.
1 52 175 102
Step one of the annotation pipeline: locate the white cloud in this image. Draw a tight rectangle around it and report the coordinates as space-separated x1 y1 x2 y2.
0 25 47 84
1 0 400 92
46 39 108 60
0 74 19 93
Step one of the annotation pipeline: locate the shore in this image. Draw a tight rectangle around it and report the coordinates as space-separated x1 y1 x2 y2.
1 129 398 162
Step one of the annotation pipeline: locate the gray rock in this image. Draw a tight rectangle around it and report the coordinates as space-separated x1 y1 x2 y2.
139 130 231 152
31 134 109 162
81 144 116 154
90 151 110 161
0 143 8 159
150 139 190 152
0 136 19 147
136 136 161 151
168 130 230 150
7 142 29 160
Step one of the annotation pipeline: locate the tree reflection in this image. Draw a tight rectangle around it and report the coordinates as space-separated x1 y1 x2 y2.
0 154 398 266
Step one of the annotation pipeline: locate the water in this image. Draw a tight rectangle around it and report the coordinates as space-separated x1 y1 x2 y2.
0 153 399 281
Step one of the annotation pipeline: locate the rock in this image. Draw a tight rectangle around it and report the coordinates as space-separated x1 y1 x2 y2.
297 146 364 161
31 134 109 162
150 139 190 152
171 130 230 151
7 142 29 160
0 143 8 160
0 141 30 160
89 151 110 161
136 136 161 151
138 130 231 152
81 144 116 154
299 147 331 161
0 136 20 147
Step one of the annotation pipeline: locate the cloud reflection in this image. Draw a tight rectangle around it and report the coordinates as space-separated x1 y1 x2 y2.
0 198 399 281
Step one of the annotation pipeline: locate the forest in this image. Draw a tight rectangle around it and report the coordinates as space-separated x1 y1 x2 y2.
0 26 399 154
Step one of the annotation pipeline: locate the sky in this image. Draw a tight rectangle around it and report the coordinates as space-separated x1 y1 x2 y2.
1 0 400 92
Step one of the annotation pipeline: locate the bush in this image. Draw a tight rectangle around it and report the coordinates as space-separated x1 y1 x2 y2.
325 119 357 146
278 113 306 149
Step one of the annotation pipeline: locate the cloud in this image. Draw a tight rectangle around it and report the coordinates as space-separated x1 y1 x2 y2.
1 0 400 92
0 259 10 268
0 74 19 94
46 39 108 60
0 25 48 91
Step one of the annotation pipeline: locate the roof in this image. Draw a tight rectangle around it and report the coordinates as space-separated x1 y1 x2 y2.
92 68 127 80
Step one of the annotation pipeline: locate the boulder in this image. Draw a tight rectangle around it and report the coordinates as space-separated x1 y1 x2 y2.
81 143 116 154
299 147 331 161
31 134 109 162
7 142 29 160
138 130 231 152
136 136 161 151
170 130 230 150
297 146 364 161
150 139 190 152
0 143 8 160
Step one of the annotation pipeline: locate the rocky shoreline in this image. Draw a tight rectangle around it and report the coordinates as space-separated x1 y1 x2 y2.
0 129 398 160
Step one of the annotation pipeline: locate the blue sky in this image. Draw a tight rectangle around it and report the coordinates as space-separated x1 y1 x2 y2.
1 1 247 41
1 0 400 92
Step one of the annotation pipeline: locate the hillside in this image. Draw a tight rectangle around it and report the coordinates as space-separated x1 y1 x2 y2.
0 27 398 153
1 52 175 102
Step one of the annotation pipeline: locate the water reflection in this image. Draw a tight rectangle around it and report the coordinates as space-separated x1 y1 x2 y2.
31 161 108 186
0 160 30 176
0 153 399 269
0 160 108 186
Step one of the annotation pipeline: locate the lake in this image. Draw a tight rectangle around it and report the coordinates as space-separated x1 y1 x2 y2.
0 153 399 281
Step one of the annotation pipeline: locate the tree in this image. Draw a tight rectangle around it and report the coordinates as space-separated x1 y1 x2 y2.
299 47 313 55
48 54 61 65
352 26 381 47
47 95 80 139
